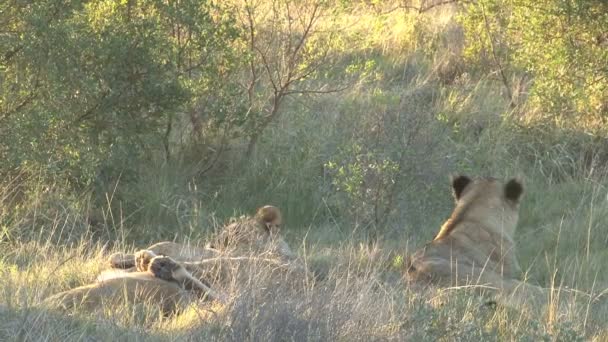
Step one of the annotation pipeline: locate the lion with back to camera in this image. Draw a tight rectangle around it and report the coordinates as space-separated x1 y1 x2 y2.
406 175 546 307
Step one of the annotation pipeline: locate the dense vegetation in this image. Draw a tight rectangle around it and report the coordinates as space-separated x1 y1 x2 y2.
1 0 607 340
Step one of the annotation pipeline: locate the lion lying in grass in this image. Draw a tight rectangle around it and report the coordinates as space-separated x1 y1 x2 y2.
108 205 306 287
406 175 546 307
44 205 303 316
43 253 224 315
108 205 296 268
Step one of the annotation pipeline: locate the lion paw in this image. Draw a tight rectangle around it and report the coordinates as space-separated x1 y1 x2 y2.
108 252 135 269
135 250 158 272
148 256 180 281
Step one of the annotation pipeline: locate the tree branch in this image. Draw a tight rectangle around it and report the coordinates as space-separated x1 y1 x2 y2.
0 76 41 123
480 2 514 107
76 90 110 122
382 0 465 15
283 85 349 96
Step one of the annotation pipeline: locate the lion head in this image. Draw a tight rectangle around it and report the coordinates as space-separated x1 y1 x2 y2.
433 175 524 241
208 205 295 260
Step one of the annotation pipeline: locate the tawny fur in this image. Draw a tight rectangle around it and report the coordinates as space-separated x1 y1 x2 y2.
206 205 294 260
108 205 297 273
108 242 217 270
44 255 224 315
106 205 306 292
44 272 188 315
406 175 546 307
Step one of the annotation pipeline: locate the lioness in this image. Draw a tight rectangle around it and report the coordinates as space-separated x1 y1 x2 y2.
406 175 545 306
108 205 306 289
44 254 224 315
108 205 295 270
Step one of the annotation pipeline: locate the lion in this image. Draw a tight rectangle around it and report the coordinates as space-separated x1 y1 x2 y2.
106 205 306 293
108 205 297 270
406 175 546 307
206 204 296 259
44 253 225 315
108 242 218 270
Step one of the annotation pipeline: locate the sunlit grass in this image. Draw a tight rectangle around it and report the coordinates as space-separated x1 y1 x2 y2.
1 225 606 340
1 2 608 341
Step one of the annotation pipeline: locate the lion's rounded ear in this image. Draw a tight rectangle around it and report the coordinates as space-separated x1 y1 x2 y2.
451 175 471 200
504 178 524 202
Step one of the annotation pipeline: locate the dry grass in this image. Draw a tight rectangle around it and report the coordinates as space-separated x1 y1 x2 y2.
2 2 608 341
1 223 607 341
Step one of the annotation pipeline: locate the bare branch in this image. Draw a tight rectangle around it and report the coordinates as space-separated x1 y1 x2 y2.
1 45 24 64
382 0 464 15
245 1 259 107
0 90 37 123
76 90 110 122
255 45 279 93
283 85 349 96
480 2 514 107
242 0 338 157
0 75 41 123
287 2 321 76
196 121 233 177
417 0 461 13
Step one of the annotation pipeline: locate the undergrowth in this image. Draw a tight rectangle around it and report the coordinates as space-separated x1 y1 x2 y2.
1 2 608 341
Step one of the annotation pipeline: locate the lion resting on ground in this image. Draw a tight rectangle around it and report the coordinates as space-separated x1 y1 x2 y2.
44 253 224 315
107 205 305 287
108 205 295 269
406 175 546 307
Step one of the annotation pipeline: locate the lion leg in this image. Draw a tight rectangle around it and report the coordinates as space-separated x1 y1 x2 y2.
107 242 216 271
107 252 136 269
172 266 228 304
148 256 227 304
182 259 232 285
147 241 216 261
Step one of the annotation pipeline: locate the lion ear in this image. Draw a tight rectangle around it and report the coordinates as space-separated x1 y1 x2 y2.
451 175 471 200
504 178 524 202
